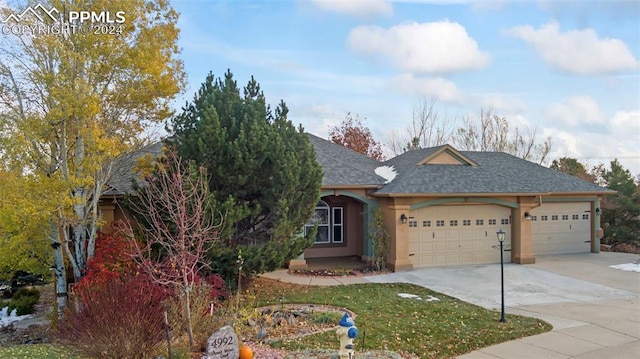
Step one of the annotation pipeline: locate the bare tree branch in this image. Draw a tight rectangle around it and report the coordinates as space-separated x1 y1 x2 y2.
388 97 454 155
116 150 223 350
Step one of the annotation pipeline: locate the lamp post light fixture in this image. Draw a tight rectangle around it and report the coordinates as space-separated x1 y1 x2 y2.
497 228 506 323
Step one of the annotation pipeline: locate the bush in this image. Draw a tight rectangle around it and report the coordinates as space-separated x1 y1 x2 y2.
8 287 40 315
58 232 173 357
59 274 170 359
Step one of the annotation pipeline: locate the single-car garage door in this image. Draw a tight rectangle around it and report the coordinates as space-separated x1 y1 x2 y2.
531 203 591 255
408 205 512 267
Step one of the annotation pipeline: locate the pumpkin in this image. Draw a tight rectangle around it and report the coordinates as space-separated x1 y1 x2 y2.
239 345 254 359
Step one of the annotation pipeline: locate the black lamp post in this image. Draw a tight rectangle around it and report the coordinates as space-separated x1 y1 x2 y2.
497 228 506 323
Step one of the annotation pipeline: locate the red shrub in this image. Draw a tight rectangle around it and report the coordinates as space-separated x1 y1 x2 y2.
61 232 229 356
59 274 171 359
77 232 138 288
59 233 171 358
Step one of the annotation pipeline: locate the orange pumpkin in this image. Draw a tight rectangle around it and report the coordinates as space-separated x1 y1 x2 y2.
239 345 253 359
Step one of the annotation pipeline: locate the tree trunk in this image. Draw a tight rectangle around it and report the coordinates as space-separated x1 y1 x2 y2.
49 221 67 312
72 134 87 283
185 285 194 350
71 223 86 282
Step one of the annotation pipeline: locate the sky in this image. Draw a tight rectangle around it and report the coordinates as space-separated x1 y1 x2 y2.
170 0 640 176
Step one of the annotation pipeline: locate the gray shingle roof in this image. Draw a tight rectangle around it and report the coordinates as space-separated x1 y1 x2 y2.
103 142 164 196
104 136 613 197
376 148 614 195
307 134 386 187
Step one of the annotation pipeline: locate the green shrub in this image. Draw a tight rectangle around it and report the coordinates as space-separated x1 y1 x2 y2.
8 288 40 315
310 311 343 324
12 287 40 300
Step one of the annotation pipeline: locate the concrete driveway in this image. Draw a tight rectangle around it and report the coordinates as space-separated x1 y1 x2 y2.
365 252 640 359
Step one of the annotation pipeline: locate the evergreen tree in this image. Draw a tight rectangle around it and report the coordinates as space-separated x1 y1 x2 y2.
168 70 322 283
600 160 640 244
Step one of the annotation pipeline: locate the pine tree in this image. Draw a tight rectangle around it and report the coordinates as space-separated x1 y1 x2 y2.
600 160 640 244
168 70 322 283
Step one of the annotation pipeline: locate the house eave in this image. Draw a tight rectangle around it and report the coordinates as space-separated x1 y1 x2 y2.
322 184 382 190
371 191 614 198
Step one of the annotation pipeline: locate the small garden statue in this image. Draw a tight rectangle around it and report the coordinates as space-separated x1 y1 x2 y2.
336 312 358 359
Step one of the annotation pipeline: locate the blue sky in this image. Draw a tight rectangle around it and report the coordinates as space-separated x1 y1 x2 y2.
171 0 640 175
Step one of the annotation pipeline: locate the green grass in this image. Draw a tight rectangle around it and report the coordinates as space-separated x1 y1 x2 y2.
249 280 552 358
0 280 551 359
0 344 82 359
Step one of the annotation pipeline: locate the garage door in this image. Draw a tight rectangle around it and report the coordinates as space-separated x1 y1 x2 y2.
531 203 591 255
408 205 512 267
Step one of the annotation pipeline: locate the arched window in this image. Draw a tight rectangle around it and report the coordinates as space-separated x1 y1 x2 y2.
304 200 343 244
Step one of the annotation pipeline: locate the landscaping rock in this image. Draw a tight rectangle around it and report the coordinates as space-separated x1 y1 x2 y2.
206 325 239 359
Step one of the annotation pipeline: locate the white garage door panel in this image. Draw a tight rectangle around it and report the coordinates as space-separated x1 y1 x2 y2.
531 203 591 255
408 205 511 268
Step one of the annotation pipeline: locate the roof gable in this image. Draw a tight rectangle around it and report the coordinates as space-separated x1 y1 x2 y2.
417 144 478 166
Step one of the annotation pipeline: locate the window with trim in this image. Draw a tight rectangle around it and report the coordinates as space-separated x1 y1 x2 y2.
436 220 445 227
562 214 569 220
476 219 484 225
463 219 471 226
304 200 343 244
572 214 579 220
450 220 458 226
489 219 496 225
423 220 431 227
582 214 589 220
552 215 558 221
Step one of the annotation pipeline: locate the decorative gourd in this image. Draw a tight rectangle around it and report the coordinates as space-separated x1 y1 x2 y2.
239 345 254 359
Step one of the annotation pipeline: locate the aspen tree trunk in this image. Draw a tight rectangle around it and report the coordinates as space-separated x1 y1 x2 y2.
49 221 67 312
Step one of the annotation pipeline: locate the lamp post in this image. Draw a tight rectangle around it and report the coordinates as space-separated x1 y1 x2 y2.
497 228 506 323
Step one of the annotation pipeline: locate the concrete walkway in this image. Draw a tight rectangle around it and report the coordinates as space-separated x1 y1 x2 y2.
263 252 640 358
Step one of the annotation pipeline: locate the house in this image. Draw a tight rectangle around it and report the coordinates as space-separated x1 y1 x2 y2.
291 134 614 271
100 135 614 272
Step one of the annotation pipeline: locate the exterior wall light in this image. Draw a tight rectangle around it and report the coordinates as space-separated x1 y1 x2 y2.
524 212 532 220
400 214 408 224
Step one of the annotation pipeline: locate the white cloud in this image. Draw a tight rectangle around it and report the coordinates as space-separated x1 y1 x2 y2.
611 109 640 134
544 95 606 127
311 0 393 17
348 20 490 73
477 93 528 115
388 73 465 103
505 21 639 75
546 110 640 176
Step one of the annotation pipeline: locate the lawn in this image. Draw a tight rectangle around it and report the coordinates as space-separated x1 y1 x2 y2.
0 278 551 359
243 277 552 359
0 344 81 359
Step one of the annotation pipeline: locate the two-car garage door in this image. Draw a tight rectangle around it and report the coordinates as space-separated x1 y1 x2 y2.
408 205 512 268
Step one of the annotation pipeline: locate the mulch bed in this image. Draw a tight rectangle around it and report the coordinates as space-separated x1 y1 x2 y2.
288 267 391 277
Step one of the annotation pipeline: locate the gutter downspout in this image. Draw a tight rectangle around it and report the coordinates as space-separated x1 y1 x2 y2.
530 195 543 210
